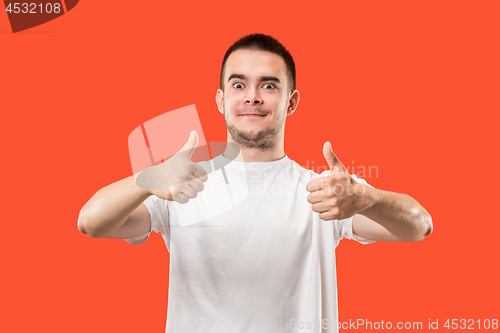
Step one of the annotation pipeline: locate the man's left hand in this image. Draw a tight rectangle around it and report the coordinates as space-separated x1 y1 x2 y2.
306 142 371 221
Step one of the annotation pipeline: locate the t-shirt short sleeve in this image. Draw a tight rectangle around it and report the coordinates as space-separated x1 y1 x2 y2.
342 173 375 244
336 216 375 245
124 195 170 249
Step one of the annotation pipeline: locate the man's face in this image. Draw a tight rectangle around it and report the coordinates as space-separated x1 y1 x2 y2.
216 49 298 150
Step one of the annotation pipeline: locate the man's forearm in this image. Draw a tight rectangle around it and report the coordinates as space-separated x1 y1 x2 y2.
359 185 433 242
77 176 151 238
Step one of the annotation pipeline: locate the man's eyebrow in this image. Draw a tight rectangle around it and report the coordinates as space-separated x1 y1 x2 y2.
259 76 280 83
228 74 246 82
227 74 281 84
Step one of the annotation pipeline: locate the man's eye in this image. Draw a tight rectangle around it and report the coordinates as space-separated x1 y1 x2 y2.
233 82 244 89
263 83 275 89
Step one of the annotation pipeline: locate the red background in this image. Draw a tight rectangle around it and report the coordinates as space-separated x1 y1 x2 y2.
1 1 499 332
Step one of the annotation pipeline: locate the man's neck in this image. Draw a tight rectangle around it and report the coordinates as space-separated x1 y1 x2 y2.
222 135 286 163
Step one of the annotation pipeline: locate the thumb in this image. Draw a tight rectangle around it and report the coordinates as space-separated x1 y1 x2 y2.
177 130 199 159
323 141 340 173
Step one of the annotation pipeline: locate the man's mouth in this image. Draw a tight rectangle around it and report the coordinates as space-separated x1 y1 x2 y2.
240 114 267 117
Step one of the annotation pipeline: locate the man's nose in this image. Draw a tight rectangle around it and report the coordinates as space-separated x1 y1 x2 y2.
244 88 263 105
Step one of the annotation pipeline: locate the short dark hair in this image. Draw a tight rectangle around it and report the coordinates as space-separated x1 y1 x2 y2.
220 34 296 91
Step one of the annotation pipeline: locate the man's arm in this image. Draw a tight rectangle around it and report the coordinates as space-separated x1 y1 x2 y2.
78 175 153 239
352 187 432 242
77 131 208 240
307 141 433 243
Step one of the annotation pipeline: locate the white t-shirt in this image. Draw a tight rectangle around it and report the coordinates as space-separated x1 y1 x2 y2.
126 154 374 332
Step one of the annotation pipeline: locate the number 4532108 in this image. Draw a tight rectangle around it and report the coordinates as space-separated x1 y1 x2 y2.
444 319 498 329
6 3 62 14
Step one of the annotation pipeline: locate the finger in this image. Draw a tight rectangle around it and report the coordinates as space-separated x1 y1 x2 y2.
178 184 198 200
191 163 209 182
307 191 322 204
319 211 337 221
322 141 347 174
323 141 337 170
306 177 331 192
311 197 339 212
176 130 199 159
311 202 329 214
172 191 189 204
307 190 334 204
187 178 205 192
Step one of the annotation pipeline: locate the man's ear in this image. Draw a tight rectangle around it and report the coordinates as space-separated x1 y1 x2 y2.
286 89 300 116
216 89 224 114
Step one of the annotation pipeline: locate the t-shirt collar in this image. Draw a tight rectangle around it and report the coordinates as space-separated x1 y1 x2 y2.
215 153 291 170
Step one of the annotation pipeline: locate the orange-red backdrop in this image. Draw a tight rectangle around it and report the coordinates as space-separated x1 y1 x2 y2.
1 1 499 332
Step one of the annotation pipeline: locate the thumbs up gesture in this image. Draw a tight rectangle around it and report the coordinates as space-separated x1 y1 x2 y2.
136 130 209 204
306 142 368 221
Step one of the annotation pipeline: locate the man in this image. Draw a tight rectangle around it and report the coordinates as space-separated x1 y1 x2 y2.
78 34 432 332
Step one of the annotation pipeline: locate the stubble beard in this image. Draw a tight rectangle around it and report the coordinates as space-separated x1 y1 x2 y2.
224 108 285 150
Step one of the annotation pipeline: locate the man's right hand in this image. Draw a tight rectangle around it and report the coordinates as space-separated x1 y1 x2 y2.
136 130 209 204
